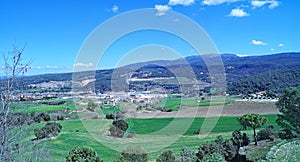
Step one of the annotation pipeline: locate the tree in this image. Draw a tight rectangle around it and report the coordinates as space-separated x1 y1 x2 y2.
34 122 62 139
201 153 226 162
66 146 102 162
237 114 267 145
276 86 300 138
108 119 128 138
0 43 32 161
157 150 175 162
117 146 148 162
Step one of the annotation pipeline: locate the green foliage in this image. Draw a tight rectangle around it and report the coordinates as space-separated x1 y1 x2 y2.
276 86 300 138
231 130 250 149
34 122 62 139
175 146 198 162
117 146 148 162
196 136 237 161
228 68 300 94
57 115 64 121
238 114 267 145
108 119 128 138
157 150 175 162
31 112 51 123
66 146 102 162
257 125 277 141
201 153 226 162
266 140 300 161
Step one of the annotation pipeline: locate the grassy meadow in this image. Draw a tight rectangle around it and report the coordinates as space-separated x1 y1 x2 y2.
22 114 279 161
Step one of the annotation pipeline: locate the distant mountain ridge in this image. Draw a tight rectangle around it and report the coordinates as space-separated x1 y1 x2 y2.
2 52 300 94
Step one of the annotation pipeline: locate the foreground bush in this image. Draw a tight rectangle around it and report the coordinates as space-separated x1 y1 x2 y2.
157 150 175 162
201 153 226 162
257 125 277 141
196 136 237 161
175 146 198 162
34 122 62 139
117 146 148 162
66 146 102 162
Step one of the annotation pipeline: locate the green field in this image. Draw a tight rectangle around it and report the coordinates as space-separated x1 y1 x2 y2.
22 114 279 161
157 96 233 111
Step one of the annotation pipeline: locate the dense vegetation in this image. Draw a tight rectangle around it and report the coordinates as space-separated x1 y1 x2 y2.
228 68 300 94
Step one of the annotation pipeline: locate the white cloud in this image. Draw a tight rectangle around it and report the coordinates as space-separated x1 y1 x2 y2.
35 65 58 69
74 62 94 68
278 43 284 47
173 18 180 22
251 0 280 9
270 48 275 51
112 5 119 13
155 4 171 16
236 54 249 57
202 0 240 5
228 8 249 17
251 40 267 45
169 0 195 6
46 65 58 69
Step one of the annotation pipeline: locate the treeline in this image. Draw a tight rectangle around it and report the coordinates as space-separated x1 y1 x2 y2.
228 68 300 94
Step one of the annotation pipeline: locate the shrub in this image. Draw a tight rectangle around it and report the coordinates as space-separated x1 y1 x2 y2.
57 115 64 121
175 146 198 162
157 150 175 162
201 153 226 162
66 146 102 162
196 136 237 161
108 119 128 138
106 114 115 119
117 146 148 162
257 125 277 141
34 122 62 139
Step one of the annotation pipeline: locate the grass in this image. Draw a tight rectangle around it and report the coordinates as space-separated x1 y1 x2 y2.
98 106 121 115
18 114 279 161
157 97 231 111
127 114 279 135
10 99 82 113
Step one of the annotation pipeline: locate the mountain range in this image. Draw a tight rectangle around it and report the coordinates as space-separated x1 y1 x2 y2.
3 52 300 95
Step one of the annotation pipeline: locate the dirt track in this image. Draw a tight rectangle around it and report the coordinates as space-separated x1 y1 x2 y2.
126 101 279 118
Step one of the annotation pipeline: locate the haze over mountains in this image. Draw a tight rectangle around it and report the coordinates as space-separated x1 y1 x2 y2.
6 52 300 95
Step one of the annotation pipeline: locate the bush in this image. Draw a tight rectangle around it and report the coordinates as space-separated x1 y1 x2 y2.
257 125 277 141
278 129 297 139
157 150 175 162
117 146 148 162
201 153 226 162
66 146 102 162
34 122 62 139
196 136 237 161
57 115 64 121
108 119 128 138
31 112 51 123
175 146 198 162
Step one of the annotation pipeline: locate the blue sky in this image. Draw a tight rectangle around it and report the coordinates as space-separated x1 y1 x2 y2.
0 0 299 75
